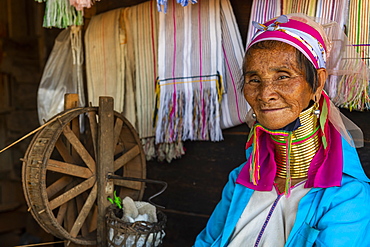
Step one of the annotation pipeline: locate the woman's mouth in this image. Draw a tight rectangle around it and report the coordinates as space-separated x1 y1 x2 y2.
260 107 285 113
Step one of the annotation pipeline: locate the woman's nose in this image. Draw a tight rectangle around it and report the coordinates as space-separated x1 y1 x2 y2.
258 81 278 103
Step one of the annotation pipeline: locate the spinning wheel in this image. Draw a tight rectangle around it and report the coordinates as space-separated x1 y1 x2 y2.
22 97 146 245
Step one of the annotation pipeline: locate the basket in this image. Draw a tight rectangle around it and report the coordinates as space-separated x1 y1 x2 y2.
106 205 167 247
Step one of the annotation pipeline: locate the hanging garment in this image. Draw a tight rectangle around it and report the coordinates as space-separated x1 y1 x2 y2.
129 1 160 139
219 0 250 129
85 8 134 125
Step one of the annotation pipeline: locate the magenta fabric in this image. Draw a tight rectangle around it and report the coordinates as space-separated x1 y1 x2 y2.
262 19 326 50
247 18 327 69
249 31 320 69
236 121 343 191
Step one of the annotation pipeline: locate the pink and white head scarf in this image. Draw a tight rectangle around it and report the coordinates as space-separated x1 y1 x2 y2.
247 14 327 69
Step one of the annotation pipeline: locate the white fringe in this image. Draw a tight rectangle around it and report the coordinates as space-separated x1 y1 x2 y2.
142 137 185 163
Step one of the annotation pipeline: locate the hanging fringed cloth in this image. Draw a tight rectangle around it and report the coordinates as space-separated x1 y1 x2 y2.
219 0 250 129
155 0 248 144
35 0 84 28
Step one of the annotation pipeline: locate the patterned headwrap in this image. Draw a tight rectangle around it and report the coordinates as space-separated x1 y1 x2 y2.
247 14 327 69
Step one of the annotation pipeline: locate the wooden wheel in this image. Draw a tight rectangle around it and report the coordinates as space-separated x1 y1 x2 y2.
22 107 146 245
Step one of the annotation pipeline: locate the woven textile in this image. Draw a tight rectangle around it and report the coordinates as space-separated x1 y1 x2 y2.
155 0 247 144
246 0 281 45
129 1 159 138
85 2 160 137
219 0 250 129
85 8 129 119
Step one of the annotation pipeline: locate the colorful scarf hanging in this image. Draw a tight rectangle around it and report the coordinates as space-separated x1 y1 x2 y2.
155 0 224 144
35 0 84 28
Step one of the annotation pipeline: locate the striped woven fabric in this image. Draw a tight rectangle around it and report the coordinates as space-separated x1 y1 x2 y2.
155 0 223 143
85 8 129 118
155 0 247 144
85 2 160 138
219 0 250 129
128 1 159 138
246 0 281 45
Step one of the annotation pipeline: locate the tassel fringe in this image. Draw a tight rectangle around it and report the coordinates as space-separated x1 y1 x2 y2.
142 137 185 163
155 81 223 144
40 0 83 28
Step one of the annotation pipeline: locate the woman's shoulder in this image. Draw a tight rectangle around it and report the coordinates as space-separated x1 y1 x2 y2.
321 174 370 203
341 174 370 192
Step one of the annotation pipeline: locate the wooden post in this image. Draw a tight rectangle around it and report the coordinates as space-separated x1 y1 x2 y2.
64 93 79 110
97 96 115 246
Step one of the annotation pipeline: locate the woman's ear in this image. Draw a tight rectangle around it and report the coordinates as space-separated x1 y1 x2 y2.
313 68 327 101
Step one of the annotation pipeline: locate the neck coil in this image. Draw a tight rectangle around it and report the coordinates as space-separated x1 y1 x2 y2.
271 105 321 179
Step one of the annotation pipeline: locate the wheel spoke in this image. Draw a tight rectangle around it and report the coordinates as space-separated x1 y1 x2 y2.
88 205 98 233
113 179 142 190
113 118 123 147
65 199 77 232
55 139 76 164
49 176 95 210
62 125 96 173
70 183 97 238
56 202 68 225
46 176 73 199
75 192 89 237
114 145 140 171
87 111 98 160
47 159 93 179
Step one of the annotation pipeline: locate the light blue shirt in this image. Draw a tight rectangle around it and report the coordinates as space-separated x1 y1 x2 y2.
194 137 370 247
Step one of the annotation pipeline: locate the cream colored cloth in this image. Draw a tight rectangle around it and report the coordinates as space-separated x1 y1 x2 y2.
229 182 310 247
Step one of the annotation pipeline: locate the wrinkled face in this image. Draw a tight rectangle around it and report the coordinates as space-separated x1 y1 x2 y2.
243 44 314 130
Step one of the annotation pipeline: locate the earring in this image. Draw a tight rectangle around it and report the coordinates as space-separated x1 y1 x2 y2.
313 100 320 118
252 113 256 119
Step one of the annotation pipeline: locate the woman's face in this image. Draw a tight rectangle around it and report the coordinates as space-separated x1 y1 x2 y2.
243 44 315 130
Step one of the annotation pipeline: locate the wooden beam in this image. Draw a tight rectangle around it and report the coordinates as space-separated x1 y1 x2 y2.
97 97 114 247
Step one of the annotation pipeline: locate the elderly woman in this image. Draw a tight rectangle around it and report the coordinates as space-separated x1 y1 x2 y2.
194 14 370 247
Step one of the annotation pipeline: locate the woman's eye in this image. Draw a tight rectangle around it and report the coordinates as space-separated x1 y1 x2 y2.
277 75 290 80
248 79 260 83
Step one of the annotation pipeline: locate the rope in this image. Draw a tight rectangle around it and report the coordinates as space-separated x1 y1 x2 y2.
0 108 83 154
14 240 66 247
